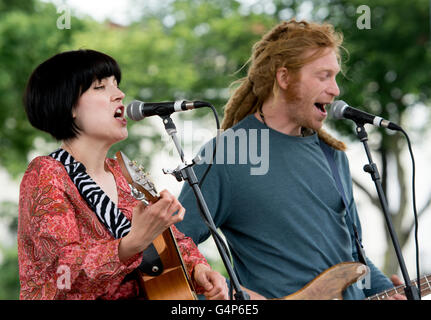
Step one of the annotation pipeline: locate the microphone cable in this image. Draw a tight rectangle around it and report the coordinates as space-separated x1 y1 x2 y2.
399 128 421 299
199 102 221 188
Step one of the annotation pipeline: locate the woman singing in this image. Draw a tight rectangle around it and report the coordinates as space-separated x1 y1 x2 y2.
18 49 228 300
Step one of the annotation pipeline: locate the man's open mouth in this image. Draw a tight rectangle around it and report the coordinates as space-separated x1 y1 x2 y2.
314 102 327 113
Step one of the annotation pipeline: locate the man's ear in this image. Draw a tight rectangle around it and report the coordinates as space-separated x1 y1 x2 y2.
275 67 290 90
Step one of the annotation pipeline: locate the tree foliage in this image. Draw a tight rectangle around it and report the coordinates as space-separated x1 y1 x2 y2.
0 0 430 298
323 0 431 275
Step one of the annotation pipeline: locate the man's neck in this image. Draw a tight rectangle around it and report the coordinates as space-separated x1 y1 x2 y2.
255 98 302 136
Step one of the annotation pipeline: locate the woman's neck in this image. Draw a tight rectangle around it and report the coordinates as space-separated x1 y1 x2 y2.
61 137 110 176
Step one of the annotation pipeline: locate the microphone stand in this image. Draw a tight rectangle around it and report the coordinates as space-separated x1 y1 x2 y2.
354 122 420 300
159 114 250 300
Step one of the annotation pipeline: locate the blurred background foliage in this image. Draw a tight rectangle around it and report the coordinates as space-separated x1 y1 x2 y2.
1 0 430 299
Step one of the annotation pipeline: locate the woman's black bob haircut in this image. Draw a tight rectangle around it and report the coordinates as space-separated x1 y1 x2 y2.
24 49 122 140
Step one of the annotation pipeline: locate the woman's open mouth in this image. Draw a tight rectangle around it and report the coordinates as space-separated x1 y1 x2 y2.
114 106 127 125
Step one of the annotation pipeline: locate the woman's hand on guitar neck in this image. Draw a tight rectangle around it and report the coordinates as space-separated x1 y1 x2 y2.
119 190 185 262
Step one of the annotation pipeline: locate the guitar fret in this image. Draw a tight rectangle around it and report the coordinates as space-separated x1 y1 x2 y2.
385 276 431 299
414 276 431 296
372 289 392 300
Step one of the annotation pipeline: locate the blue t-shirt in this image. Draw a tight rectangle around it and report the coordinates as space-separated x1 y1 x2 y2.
176 114 393 299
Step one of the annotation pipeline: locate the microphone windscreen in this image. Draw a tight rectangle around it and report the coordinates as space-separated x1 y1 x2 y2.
126 100 143 120
330 100 349 120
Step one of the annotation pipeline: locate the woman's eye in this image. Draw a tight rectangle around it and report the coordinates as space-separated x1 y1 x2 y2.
94 85 105 89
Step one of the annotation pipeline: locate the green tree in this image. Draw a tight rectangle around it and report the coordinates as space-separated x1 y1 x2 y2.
1 0 430 298
0 0 85 299
0 201 18 299
0 0 89 177
320 0 431 276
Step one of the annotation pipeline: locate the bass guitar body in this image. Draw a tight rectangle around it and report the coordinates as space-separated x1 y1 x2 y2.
280 261 431 300
280 262 367 300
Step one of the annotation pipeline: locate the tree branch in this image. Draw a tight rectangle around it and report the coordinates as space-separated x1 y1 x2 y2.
352 177 381 209
418 193 431 217
404 192 431 233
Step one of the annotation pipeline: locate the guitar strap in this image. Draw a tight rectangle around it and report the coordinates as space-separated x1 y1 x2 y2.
49 148 163 277
318 140 368 266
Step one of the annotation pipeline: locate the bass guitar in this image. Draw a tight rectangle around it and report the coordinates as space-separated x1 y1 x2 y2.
116 151 197 300
280 262 431 300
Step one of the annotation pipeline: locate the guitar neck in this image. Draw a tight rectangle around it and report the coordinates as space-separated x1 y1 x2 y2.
367 275 431 300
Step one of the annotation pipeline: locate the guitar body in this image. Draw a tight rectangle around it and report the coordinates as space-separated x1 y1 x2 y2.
138 228 197 300
280 262 368 300
116 151 197 300
279 261 430 300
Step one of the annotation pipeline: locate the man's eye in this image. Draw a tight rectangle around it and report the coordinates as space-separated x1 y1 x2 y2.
94 85 105 89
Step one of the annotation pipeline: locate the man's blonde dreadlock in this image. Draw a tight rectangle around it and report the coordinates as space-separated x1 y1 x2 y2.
221 19 346 151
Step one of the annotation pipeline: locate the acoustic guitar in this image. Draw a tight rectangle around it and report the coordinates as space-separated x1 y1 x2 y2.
116 151 197 300
280 261 431 300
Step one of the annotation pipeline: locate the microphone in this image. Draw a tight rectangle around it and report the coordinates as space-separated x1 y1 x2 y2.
126 100 208 121
330 100 402 131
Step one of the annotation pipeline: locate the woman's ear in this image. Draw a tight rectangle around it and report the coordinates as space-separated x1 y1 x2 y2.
275 67 290 90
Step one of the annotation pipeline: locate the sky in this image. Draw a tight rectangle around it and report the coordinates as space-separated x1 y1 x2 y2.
42 0 141 25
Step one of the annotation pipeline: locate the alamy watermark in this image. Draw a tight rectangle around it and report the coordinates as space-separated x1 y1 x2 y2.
199 127 270 176
160 120 270 176
56 265 71 290
354 264 371 290
357 5 371 30
56 5 71 30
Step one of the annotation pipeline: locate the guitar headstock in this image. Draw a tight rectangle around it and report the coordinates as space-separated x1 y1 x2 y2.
115 151 159 203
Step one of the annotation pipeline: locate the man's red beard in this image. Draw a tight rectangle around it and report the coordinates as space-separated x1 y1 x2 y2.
283 71 302 103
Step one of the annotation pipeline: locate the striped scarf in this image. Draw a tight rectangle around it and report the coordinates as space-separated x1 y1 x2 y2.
49 148 131 239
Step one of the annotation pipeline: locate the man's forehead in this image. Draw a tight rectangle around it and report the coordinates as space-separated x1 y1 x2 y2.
315 65 341 74
302 49 341 73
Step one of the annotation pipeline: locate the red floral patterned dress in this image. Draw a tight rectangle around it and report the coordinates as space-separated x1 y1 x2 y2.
17 156 209 300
